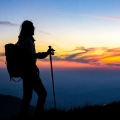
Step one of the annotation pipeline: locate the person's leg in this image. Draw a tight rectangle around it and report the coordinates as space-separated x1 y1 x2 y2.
33 76 47 114
21 78 33 116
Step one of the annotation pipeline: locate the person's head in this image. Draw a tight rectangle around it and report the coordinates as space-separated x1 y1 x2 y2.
19 20 34 37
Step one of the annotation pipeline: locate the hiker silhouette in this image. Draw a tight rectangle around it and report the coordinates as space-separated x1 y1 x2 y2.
16 20 52 116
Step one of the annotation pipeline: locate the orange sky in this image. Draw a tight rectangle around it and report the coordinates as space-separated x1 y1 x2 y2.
1 46 120 69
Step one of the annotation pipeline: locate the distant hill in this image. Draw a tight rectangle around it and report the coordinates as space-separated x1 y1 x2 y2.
0 94 34 119
0 94 22 119
0 94 120 119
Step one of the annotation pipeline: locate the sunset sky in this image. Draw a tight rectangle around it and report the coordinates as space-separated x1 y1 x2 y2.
1 0 120 69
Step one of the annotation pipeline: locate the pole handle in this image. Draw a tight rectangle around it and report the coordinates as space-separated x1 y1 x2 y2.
49 46 55 55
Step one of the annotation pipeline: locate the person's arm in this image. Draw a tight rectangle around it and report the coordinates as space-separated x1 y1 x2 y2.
34 47 55 59
35 51 49 59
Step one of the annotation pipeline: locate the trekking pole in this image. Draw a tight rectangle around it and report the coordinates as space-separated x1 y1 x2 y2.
49 46 56 109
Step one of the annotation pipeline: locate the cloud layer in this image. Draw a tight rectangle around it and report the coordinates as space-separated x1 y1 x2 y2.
56 11 120 21
1 46 120 68
0 21 17 26
81 14 120 21
53 47 120 67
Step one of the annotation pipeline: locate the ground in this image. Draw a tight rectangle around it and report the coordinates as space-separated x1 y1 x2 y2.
0 94 120 119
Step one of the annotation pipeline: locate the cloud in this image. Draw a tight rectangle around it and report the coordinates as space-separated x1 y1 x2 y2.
78 14 120 21
80 14 120 21
0 21 17 26
71 47 87 51
65 53 82 60
0 53 5 56
106 63 120 66
90 15 120 21
52 46 120 67
56 11 120 21
1 46 120 68
39 30 51 35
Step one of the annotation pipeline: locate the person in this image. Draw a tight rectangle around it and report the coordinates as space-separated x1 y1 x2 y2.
17 20 51 116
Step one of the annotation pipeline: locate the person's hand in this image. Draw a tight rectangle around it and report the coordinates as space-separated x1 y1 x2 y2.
47 48 55 55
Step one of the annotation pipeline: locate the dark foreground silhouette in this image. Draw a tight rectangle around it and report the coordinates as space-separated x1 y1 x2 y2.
5 21 55 116
0 94 120 119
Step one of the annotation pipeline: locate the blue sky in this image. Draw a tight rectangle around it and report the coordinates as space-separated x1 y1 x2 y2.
0 0 118 21
1 0 120 27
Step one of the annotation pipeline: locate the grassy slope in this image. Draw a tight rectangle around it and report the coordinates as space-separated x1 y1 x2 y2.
0 94 120 119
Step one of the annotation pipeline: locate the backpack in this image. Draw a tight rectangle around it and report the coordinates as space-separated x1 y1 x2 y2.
5 43 23 81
